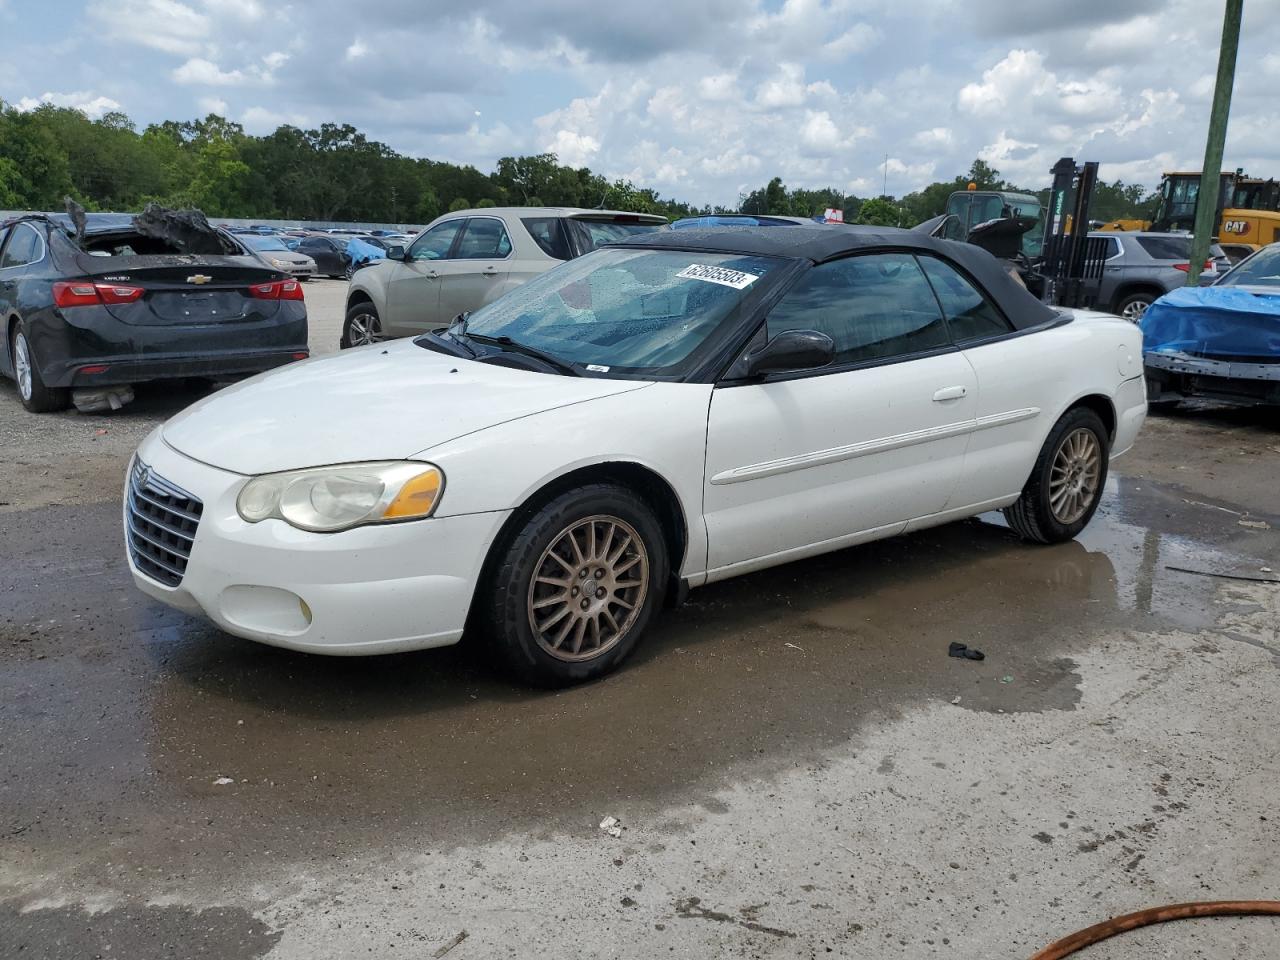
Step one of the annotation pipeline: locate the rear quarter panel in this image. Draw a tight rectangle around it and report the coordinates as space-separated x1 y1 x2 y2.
951 313 1144 508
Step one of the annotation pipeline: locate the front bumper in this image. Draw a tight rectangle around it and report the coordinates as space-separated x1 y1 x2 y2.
1144 351 1280 405
125 432 511 655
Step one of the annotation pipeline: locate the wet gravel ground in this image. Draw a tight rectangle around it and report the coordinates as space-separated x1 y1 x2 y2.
1 288 1278 958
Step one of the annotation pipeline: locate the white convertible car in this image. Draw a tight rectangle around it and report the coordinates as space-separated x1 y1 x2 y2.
126 227 1146 685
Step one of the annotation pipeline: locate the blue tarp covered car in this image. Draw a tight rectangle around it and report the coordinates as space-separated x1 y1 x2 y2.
1141 243 1280 405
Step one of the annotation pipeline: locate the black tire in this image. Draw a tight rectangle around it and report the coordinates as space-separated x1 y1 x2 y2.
10 321 70 413
343 263 354 281
341 301 383 349
1003 407 1109 544
481 483 669 687
1114 291 1155 323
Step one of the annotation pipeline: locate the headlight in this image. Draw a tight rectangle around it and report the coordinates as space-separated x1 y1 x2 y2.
236 462 444 532
269 257 290 268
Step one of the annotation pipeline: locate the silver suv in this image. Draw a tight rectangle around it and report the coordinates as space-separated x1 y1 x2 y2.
1093 231 1229 320
342 207 668 347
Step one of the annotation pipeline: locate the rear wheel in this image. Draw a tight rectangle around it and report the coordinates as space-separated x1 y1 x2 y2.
1003 407 1109 544
482 484 669 686
11 322 70 413
341 302 384 348
1115 291 1155 322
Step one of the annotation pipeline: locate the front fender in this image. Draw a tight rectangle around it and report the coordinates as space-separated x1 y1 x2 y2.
421 381 714 578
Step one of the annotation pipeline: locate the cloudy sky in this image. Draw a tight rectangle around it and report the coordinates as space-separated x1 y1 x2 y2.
3 0 1280 205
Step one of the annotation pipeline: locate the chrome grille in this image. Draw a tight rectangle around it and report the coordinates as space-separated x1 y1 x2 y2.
126 459 202 588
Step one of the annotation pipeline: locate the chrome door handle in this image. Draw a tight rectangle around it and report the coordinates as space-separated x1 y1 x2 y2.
932 385 968 401
423 270 440 280
481 267 498 276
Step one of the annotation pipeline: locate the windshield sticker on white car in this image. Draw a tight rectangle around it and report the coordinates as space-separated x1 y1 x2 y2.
676 264 759 290
586 364 611 373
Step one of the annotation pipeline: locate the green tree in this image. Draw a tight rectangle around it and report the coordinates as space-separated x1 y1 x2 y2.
448 197 470 212
855 196 899 226
475 198 496 208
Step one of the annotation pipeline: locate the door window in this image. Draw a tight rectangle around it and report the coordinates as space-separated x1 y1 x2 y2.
0 223 41 268
767 253 948 366
521 217 572 260
455 218 512 259
408 221 463 261
917 256 1014 343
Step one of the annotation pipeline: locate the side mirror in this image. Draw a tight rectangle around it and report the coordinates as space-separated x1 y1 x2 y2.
385 245 406 261
745 329 835 377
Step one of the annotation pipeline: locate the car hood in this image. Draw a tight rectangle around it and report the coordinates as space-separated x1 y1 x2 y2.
162 339 651 475
1141 286 1280 360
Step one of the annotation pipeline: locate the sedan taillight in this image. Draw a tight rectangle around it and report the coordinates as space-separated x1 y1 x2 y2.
52 281 145 307
248 279 305 301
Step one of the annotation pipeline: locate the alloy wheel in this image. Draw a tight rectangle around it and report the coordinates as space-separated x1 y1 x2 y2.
1049 427 1101 524
14 332 33 401
1121 300 1148 321
527 515 649 662
347 312 384 346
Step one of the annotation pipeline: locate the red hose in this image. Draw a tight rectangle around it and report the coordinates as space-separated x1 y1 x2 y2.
1030 900 1280 960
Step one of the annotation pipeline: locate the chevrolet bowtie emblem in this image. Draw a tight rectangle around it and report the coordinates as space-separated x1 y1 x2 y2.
187 274 213 285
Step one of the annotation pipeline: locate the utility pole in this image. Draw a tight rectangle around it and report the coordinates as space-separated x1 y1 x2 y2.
1188 0 1242 286
882 154 888 198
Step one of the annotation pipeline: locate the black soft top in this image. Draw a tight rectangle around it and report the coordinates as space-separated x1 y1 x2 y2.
609 225 1059 330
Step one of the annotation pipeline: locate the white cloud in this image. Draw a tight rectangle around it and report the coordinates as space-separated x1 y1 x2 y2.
263 51 290 71
206 0 263 20
546 129 601 167
15 91 122 119
698 73 738 101
957 49 1053 115
241 106 309 132
911 127 954 148
173 58 245 86
197 96 229 115
755 64 809 108
1083 14 1165 58
822 23 880 60
800 111 842 152
346 39 368 61
86 0 210 55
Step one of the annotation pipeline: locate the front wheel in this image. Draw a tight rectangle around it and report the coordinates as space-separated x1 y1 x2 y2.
481 484 669 686
341 302 384 348
11 322 70 413
1003 407 1109 544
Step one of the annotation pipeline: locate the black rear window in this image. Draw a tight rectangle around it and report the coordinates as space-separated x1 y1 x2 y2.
1135 236 1191 260
521 217 572 260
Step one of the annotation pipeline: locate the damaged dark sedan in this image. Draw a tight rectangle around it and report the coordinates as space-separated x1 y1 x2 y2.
0 204 309 413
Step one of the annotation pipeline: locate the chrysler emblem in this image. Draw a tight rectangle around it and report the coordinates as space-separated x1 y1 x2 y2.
187 274 213 285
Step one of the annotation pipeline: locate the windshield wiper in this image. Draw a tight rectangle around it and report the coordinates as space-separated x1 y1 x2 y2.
417 330 478 359
466 333 580 377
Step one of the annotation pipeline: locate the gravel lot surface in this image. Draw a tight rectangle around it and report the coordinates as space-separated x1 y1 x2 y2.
1 285 1278 959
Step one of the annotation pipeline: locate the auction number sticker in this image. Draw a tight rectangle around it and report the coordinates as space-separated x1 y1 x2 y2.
676 264 759 290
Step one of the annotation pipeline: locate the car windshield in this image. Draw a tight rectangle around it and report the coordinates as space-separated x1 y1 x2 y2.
1217 245 1280 288
446 247 787 376
245 236 289 251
